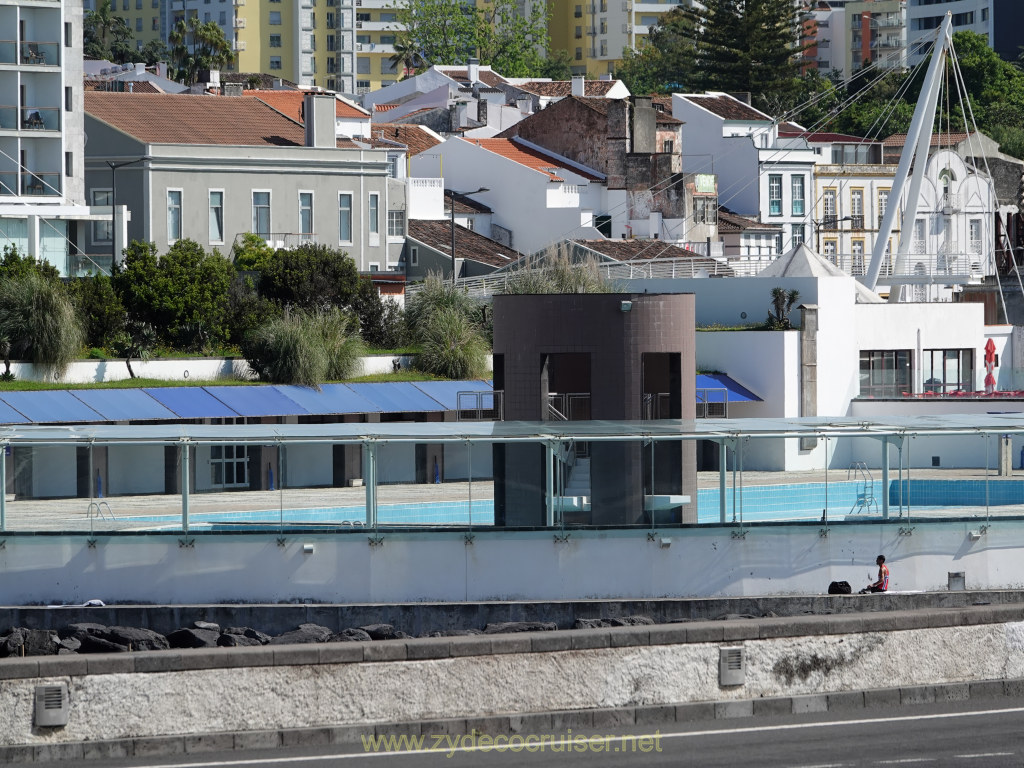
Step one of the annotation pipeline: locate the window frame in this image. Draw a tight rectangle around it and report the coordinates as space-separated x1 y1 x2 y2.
298 190 314 240
339 192 353 244
91 188 113 244
368 192 379 235
387 209 404 238
167 188 183 243
252 190 271 237
768 174 783 216
209 189 225 245
791 175 805 216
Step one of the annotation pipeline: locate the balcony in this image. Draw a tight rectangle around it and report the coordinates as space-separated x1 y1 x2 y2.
20 41 59 66
0 40 15 65
234 40 246 51
941 192 960 213
234 17 245 27
849 214 864 229
16 106 60 131
0 172 15 195
18 172 60 197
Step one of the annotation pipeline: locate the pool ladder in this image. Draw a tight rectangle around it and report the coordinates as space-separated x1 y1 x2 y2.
87 501 116 521
848 462 876 514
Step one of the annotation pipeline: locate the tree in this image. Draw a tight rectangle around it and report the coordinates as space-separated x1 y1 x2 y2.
83 0 133 63
538 49 574 81
765 287 800 330
0 274 83 379
351 279 407 349
389 35 427 80
394 0 477 68
0 245 60 283
474 0 550 78
67 273 125 349
257 243 361 312
617 5 699 94
138 39 170 67
111 319 157 379
169 17 234 85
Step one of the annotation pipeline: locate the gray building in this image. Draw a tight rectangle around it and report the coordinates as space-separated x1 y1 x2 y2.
83 91 400 271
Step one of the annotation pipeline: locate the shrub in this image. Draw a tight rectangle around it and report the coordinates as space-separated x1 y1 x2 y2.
414 307 489 379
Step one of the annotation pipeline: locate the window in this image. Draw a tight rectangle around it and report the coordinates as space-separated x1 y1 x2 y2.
574 4 582 17
600 40 607 56
152 16 159 29
136 17 143 31
822 239 837 264
310 34 316 51
878 188 889 225
768 174 782 216
339 192 352 242
387 210 404 236
859 350 912 398
822 187 837 226
368 193 379 235
299 192 313 239
270 56 282 69
136 0 142 7
693 197 717 224
167 189 182 242
269 10 281 24
599 18 606 33
791 175 804 216
122 0 128 9
575 25 582 39
791 224 805 247
327 12 335 25
65 151 72 177
91 189 112 243
270 34 281 47
850 188 864 228
65 22 72 46
152 0 158 6
851 239 865 276
410 246 418 266
774 232 784 254
219 11 226 24
575 47 582 61
922 349 974 394
65 87 72 111
252 191 270 236
209 190 224 243
357 58 370 74
210 436 248 487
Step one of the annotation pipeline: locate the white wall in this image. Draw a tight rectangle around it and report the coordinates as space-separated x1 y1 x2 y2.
3 519 1023 604
443 441 493 480
284 443 333 488
31 446 77 498
108 444 165 496
377 442 416 484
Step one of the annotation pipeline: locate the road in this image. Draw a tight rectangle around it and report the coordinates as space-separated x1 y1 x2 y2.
36 698 1024 768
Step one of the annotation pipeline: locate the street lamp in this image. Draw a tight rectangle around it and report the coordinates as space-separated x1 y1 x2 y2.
813 215 853 257
107 158 145 270
447 187 489 285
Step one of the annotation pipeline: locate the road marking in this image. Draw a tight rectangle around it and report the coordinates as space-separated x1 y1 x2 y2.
877 760 934 765
955 754 1015 760
108 705 1024 767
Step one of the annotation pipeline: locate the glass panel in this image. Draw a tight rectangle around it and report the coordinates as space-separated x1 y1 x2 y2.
339 193 352 241
209 191 223 242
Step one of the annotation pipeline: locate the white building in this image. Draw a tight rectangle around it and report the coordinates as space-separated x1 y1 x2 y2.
907 0 992 65
0 0 107 274
672 92 818 256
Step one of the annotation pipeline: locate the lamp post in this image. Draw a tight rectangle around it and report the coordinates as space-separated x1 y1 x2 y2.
107 158 145 269
447 187 489 286
814 214 853 258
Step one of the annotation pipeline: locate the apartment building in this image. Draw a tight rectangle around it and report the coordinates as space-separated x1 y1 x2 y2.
806 1 907 75
0 0 108 275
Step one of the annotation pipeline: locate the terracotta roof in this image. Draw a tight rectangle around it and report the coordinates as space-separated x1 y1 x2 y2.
515 80 621 98
572 239 732 273
84 91 306 146
686 94 770 122
251 90 369 121
368 124 442 156
220 72 298 89
374 104 400 112
882 131 970 148
435 67 508 87
716 208 781 234
566 96 681 125
445 189 492 214
408 219 518 267
459 137 604 182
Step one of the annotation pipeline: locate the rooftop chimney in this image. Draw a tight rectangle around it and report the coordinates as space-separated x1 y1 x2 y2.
134 62 146 74
304 93 337 148
467 57 480 84
571 75 585 97
156 61 168 79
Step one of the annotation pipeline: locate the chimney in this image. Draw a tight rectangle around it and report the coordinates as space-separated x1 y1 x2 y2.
571 75 585 97
304 93 337 148
599 73 612 81
467 57 480 84
134 62 146 74
478 99 488 126
156 61 168 79
273 78 285 89
517 96 532 114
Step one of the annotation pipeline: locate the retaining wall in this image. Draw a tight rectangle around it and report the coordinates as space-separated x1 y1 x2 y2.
2 603 1024 760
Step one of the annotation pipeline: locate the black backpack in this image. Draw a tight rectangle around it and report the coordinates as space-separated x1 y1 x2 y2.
828 580 852 595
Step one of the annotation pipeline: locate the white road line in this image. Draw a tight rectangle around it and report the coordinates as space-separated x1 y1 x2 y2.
954 754 1015 759
108 705 1024 768
877 760 935 765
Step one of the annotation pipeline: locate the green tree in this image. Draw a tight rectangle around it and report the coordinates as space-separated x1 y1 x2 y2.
257 243 361 311
617 5 698 94
389 35 427 79
394 0 477 67
169 17 234 85
0 274 83 379
83 0 133 63
138 39 170 67
765 287 800 330
155 239 233 347
614 45 668 96
111 319 157 378
538 49 574 81
112 240 161 328
474 0 550 77
351 279 407 349
67 273 126 349
232 232 276 273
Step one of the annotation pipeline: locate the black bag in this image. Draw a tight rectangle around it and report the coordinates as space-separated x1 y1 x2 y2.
828 580 852 595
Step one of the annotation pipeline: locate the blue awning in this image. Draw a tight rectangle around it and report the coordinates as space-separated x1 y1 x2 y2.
72 389 180 422
346 382 447 413
696 374 762 403
203 386 312 418
0 391 105 423
144 387 242 420
412 380 493 411
276 384 380 415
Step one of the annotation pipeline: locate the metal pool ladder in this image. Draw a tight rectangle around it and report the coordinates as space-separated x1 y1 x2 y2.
848 462 876 514
87 501 115 521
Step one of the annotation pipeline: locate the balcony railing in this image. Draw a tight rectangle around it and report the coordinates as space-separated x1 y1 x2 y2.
940 192 960 213
849 214 864 229
0 40 15 65
0 105 15 130
21 172 61 196
0 173 16 196
20 106 60 131
20 41 59 66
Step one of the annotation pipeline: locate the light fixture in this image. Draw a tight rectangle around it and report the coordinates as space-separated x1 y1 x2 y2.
303 543 315 554
620 300 632 312
659 537 672 548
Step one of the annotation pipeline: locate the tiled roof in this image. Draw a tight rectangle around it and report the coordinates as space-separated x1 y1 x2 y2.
84 92 306 146
882 131 970 148
445 189 492 214
367 124 441 156
687 94 770 122
251 90 369 121
374 104 400 112
567 96 681 125
220 72 298 90
408 219 518 267
716 208 781 234
515 80 621 97
573 239 732 273
435 67 508 87
460 137 604 182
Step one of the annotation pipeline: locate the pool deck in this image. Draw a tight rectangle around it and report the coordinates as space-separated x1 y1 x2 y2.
0 467 1021 533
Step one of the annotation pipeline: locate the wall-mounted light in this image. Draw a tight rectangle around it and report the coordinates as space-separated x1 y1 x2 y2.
620 300 632 312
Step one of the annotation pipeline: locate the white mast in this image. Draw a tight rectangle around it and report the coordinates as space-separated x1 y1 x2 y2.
864 12 954 296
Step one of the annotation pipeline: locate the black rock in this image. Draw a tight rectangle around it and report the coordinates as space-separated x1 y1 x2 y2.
358 623 400 641
167 628 221 648
217 633 262 647
270 623 333 645
0 628 60 657
59 622 107 641
78 635 129 654
483 621 557 634
573 618 610 629
223 627 271 645
607 616 654 626
329 628 372 642
59 637 81 653
193 621 221 632
443 629 482 636
99 626 169 651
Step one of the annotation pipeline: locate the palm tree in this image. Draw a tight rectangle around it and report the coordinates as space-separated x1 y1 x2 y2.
767 287 800 329
389 35 426 79
112 319 157 379
169 17 235 85
83 0 132 61
0 274 83 380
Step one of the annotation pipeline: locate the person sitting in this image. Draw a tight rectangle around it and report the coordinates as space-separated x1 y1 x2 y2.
859 555 889 594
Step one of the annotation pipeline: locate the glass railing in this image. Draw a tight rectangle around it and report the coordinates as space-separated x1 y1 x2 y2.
0 172 17 196
20 41 60 66
0 105 16 130
0 40 15 65
20 106 60 131
21 172 60 196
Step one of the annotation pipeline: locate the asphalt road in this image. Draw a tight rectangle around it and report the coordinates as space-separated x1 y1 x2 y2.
33 697 1024 768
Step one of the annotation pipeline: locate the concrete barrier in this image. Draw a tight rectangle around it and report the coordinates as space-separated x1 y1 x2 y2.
1 603 1024 760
